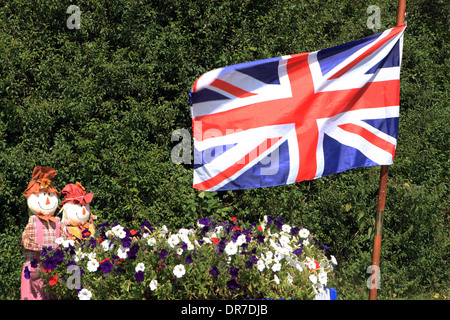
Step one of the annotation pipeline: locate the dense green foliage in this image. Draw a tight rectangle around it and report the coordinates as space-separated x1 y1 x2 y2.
0 0 448 300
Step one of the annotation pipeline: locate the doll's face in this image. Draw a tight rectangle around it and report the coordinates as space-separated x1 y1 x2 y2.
27 192 59 215
63 202 91 225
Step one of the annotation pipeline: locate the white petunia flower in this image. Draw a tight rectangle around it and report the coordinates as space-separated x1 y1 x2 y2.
135 262 145 273
257 260 265 272
149 279 158 291
318 271 328 285
168 234 180 248
306 260 316 270
274 274 280 285
225 242 238 255
55 237 64 245
236 234 246 246
279 235 290 246
299 228 310 239
78 288 92 300
159 225 168 236
202 237 212 244
287 272 294 285
173 264 186 278
62 239 75 248
116 229 127 239
178 228 190 237
177 248 184 255
309 274 318 284
147 237 156 246
282 224 291 233
74 248 85 262
117 246 130 259
112 225 124 237
330 255 338 265
101 239 114 252
187 242 195 251
272 262 281 272
87 259 99 272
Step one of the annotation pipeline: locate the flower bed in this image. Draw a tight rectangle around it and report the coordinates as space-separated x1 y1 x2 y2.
38 216 337 300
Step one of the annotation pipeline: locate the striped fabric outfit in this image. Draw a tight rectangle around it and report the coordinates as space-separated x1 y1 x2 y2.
21 215 62 300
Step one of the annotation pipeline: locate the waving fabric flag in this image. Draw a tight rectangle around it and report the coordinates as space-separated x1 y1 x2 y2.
190 24 406 191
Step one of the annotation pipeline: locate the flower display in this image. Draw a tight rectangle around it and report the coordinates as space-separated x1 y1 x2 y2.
38 215 337 300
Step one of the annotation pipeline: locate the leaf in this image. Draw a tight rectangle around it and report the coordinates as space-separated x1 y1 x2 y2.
344 203 352 212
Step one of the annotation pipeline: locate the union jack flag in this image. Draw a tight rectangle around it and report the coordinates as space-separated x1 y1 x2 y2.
190 24 406 191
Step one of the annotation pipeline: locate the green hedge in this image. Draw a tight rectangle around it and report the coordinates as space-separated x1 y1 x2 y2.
0 0 448 300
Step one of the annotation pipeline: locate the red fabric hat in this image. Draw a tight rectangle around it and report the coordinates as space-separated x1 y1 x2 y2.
23 166 59 197
60 182 94 207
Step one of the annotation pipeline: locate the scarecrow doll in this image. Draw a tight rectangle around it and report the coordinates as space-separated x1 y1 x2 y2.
21 166 62 300
60 182 96 241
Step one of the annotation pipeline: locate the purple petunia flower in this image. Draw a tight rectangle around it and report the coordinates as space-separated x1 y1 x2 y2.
24 266 31 279
209 266 220 277
30 259 38 268
41 246 52 258
266 216 274 226
100 260 114 273
185 254 193 265
134 270 145 283
229 266 239 279
293 246 303 256
99 221 110 229
53 249 65 264
245 260 254 269
43 256 57 271
121 236 132 248
159 249 168 260
127 244 139 259
291 226 300 236
274 220 283 230
256 234 265 243
227 279 239 291
198 217 211 226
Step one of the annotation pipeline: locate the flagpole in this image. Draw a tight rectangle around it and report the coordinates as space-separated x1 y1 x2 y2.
368 0 406 301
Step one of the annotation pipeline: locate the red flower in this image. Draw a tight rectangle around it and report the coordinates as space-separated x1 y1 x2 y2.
98 257 110 264
231 217 237 222
314 261 320 269
130 230 137 236
83 230 91 237
258 226 263 232
211 237 219 245
49 274 58 286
